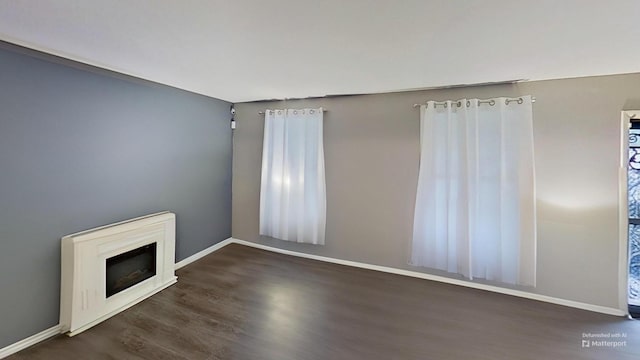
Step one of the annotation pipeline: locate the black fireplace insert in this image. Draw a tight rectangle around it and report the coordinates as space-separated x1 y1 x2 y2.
105 243 157 298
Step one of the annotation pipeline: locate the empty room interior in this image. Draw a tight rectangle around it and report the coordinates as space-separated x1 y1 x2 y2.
2 1 640 359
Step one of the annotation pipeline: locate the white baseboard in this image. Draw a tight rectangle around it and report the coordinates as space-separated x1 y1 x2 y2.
230 238 627 317
0 325 61 359
1 235 626 359
175 237 233 270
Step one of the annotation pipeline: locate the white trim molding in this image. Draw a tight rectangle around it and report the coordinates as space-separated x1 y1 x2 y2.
0 325 61 359
175 238 234 270
1 235 626 359
231 238 627 317
619 111 632 314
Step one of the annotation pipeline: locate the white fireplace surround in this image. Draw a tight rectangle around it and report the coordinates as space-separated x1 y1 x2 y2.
59 212 177 336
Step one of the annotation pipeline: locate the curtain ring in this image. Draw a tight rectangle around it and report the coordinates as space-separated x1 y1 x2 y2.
466 100 471 107
456 101 461 107
293 110 298 115
444 102 448 108
277 110 282 115
310 109 315 114
518 98 523 104
489 100 495 106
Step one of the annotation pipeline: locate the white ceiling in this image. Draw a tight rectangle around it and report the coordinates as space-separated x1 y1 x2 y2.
1 1 639 103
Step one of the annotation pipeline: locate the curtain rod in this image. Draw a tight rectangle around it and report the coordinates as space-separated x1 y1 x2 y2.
258 109 328 115
412 96 536 108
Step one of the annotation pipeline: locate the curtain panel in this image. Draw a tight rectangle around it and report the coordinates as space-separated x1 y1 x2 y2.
260 108 326 245
411 96 536 286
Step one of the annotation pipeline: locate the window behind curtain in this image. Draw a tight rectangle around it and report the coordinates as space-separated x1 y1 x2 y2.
259 108 326 245
411 97 536 286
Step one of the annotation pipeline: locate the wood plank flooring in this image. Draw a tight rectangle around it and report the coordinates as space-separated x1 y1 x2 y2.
9 243 640 359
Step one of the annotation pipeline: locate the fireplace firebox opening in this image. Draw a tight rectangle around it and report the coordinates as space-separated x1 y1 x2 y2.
105 243 157 298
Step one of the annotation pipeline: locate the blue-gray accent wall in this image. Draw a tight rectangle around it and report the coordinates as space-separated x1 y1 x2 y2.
0 44 232 348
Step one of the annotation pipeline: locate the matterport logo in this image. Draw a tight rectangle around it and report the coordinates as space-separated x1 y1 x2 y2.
581 332 627 348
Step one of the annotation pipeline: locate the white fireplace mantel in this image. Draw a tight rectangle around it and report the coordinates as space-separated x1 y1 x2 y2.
60 212 177 336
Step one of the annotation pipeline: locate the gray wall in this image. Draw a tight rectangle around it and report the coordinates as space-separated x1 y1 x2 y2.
0 45 231 348
233 73 640 310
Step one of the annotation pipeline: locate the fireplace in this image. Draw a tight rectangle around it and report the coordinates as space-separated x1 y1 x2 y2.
60 212 176 336
106 242 157 298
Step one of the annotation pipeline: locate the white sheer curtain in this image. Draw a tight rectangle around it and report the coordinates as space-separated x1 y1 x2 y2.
411 96 536 286
260 108 326 245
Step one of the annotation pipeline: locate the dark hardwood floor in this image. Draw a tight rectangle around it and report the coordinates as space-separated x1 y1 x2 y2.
9 243 640 359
